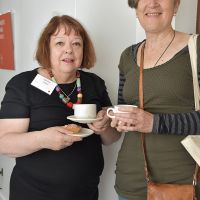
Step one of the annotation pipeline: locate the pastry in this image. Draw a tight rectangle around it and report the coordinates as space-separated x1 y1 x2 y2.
64 124 81 134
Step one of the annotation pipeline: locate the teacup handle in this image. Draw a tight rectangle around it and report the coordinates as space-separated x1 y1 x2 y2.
107 108 115 118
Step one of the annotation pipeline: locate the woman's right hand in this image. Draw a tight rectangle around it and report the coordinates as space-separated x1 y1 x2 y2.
38 126 82 150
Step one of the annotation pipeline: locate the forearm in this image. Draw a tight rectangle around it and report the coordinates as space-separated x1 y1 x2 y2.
0 131 43 158
99 127 121 145
153 110 200 135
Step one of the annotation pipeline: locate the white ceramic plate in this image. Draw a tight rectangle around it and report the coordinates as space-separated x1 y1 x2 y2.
67 115 103 124
67 128 94 138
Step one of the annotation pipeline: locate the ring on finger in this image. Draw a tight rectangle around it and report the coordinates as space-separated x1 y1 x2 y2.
118 121 122 125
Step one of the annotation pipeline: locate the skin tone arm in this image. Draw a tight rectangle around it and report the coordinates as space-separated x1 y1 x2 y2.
0 118 82 158
109 107 154 133
88 108 121 145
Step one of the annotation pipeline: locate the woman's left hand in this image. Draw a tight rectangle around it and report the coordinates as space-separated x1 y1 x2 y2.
87 109 110 134
110 107 154 133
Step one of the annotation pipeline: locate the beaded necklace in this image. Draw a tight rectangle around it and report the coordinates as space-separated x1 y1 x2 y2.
49 70 82 108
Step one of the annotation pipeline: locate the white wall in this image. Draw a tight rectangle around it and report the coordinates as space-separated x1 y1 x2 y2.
0 0 197 199
176 0 197 33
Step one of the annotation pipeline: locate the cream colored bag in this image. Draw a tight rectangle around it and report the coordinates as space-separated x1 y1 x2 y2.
188 34 199 110
181 34 200 167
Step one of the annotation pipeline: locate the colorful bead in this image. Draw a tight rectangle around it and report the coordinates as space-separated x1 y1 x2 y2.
59 94 64 99
56 86 61 92
51 77 56 83
49 70 83 109
76 79 81 87
77 87 81 92
76 72 80 78
66 102 73 108
77 93 83 98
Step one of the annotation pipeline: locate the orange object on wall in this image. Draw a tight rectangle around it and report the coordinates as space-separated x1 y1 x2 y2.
0 12 14 70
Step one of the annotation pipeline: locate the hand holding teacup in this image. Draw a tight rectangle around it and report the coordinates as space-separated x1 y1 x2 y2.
88 108 111 133
107 105 137 118
107 105 137 131
107 104 153 133
72 104 110 133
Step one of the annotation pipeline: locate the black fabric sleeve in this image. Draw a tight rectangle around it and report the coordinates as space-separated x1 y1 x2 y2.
117 47 131 105
0 73 30 119
152 110 200 135
117 72 126 104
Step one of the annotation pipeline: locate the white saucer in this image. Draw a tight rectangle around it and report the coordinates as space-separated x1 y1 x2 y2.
67 128 94 138
67 115 103 124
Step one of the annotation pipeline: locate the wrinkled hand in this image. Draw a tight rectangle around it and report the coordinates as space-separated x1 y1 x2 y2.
39 126 82 150
110 107 153 133
88 110 111 134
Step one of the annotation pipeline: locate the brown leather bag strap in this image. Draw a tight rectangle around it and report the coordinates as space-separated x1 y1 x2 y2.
139 42 150 182
139 43 144 110
141 133 150 182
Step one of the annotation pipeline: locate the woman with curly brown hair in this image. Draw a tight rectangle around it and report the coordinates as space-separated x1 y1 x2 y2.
0 15 119 200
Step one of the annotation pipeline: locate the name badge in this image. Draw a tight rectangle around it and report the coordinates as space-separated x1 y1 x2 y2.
31 74 57 95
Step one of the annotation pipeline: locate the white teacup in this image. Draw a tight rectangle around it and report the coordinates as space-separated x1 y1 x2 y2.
73 104 97 119
107 104 137 118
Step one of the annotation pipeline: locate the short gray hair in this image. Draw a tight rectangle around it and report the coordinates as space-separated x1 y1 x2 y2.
128 0 139 9
128 0 180 9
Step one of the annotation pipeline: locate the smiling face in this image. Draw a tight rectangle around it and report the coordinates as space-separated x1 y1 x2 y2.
136 0 180 33
49 25 83 74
